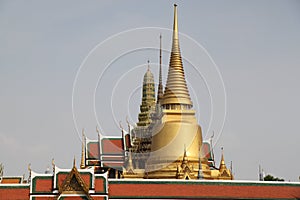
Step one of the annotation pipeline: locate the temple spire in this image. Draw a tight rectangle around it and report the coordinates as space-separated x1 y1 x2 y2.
157 34 164 104
161 4 193 107
80 129 85 169
73 156 76 168
173 4 178 41
219 147 226 171
137 61 156 126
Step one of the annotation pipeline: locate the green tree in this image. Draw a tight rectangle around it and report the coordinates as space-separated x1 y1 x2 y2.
264 174 284 181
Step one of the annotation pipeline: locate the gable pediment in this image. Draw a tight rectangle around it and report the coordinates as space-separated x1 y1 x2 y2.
58 166 92 199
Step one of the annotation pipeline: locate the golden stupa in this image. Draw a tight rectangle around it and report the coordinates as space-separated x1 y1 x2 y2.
144 4 202 179
123 4 233 180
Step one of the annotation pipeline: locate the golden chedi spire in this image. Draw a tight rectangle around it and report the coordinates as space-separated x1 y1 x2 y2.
145 5 203 179
137 61 156 126
157 34 164 104
161 4 192 107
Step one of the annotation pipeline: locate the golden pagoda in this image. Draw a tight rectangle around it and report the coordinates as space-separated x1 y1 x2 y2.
144 4 202 179
123 4 233 180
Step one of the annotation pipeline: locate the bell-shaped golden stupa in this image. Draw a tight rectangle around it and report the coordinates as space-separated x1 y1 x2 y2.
145 4 203 179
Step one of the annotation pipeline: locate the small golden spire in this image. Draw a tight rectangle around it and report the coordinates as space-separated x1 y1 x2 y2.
161 4 193 107
157 34 164 103
73 156 76 168
221 147 225 163
80 129 86 169
183 144 188 161
219 147 226 171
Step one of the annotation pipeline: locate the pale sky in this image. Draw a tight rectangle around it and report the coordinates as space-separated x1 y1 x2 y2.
0 0 300 181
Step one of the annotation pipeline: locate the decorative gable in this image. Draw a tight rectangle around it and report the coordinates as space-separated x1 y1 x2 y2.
58 166 92 199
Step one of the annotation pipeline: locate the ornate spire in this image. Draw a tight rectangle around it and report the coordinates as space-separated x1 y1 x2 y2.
80 129 85 169
137 61 156 126
52 158 55 173
157 34 164 104
73 156 76 168
219 147 227 171
161 4 193 107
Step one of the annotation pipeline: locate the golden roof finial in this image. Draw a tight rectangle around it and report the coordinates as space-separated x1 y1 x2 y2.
28 163 31 172
173 4 178 40
183 144 188 161
219 147 226 170
147 60 150 71
161 4 193 107
221 147 224 162
119 121 123 130
96 125 100 134
73 156 76 168
52 158 55 170
80 130 85 169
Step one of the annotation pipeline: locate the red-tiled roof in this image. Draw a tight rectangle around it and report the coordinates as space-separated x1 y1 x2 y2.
202 142 213 161
0 185 29 199
32 176 52 193
1 177 22 184
108 180 300 199
102 162 124 168
87 141 100 159
101 138 123 155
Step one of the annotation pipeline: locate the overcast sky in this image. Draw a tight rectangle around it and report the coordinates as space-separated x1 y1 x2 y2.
0 0 299 181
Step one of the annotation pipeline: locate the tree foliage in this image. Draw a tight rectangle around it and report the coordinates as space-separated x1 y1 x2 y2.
264 174 284 181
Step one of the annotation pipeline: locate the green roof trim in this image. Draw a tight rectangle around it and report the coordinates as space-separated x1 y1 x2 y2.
0 184 29 189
